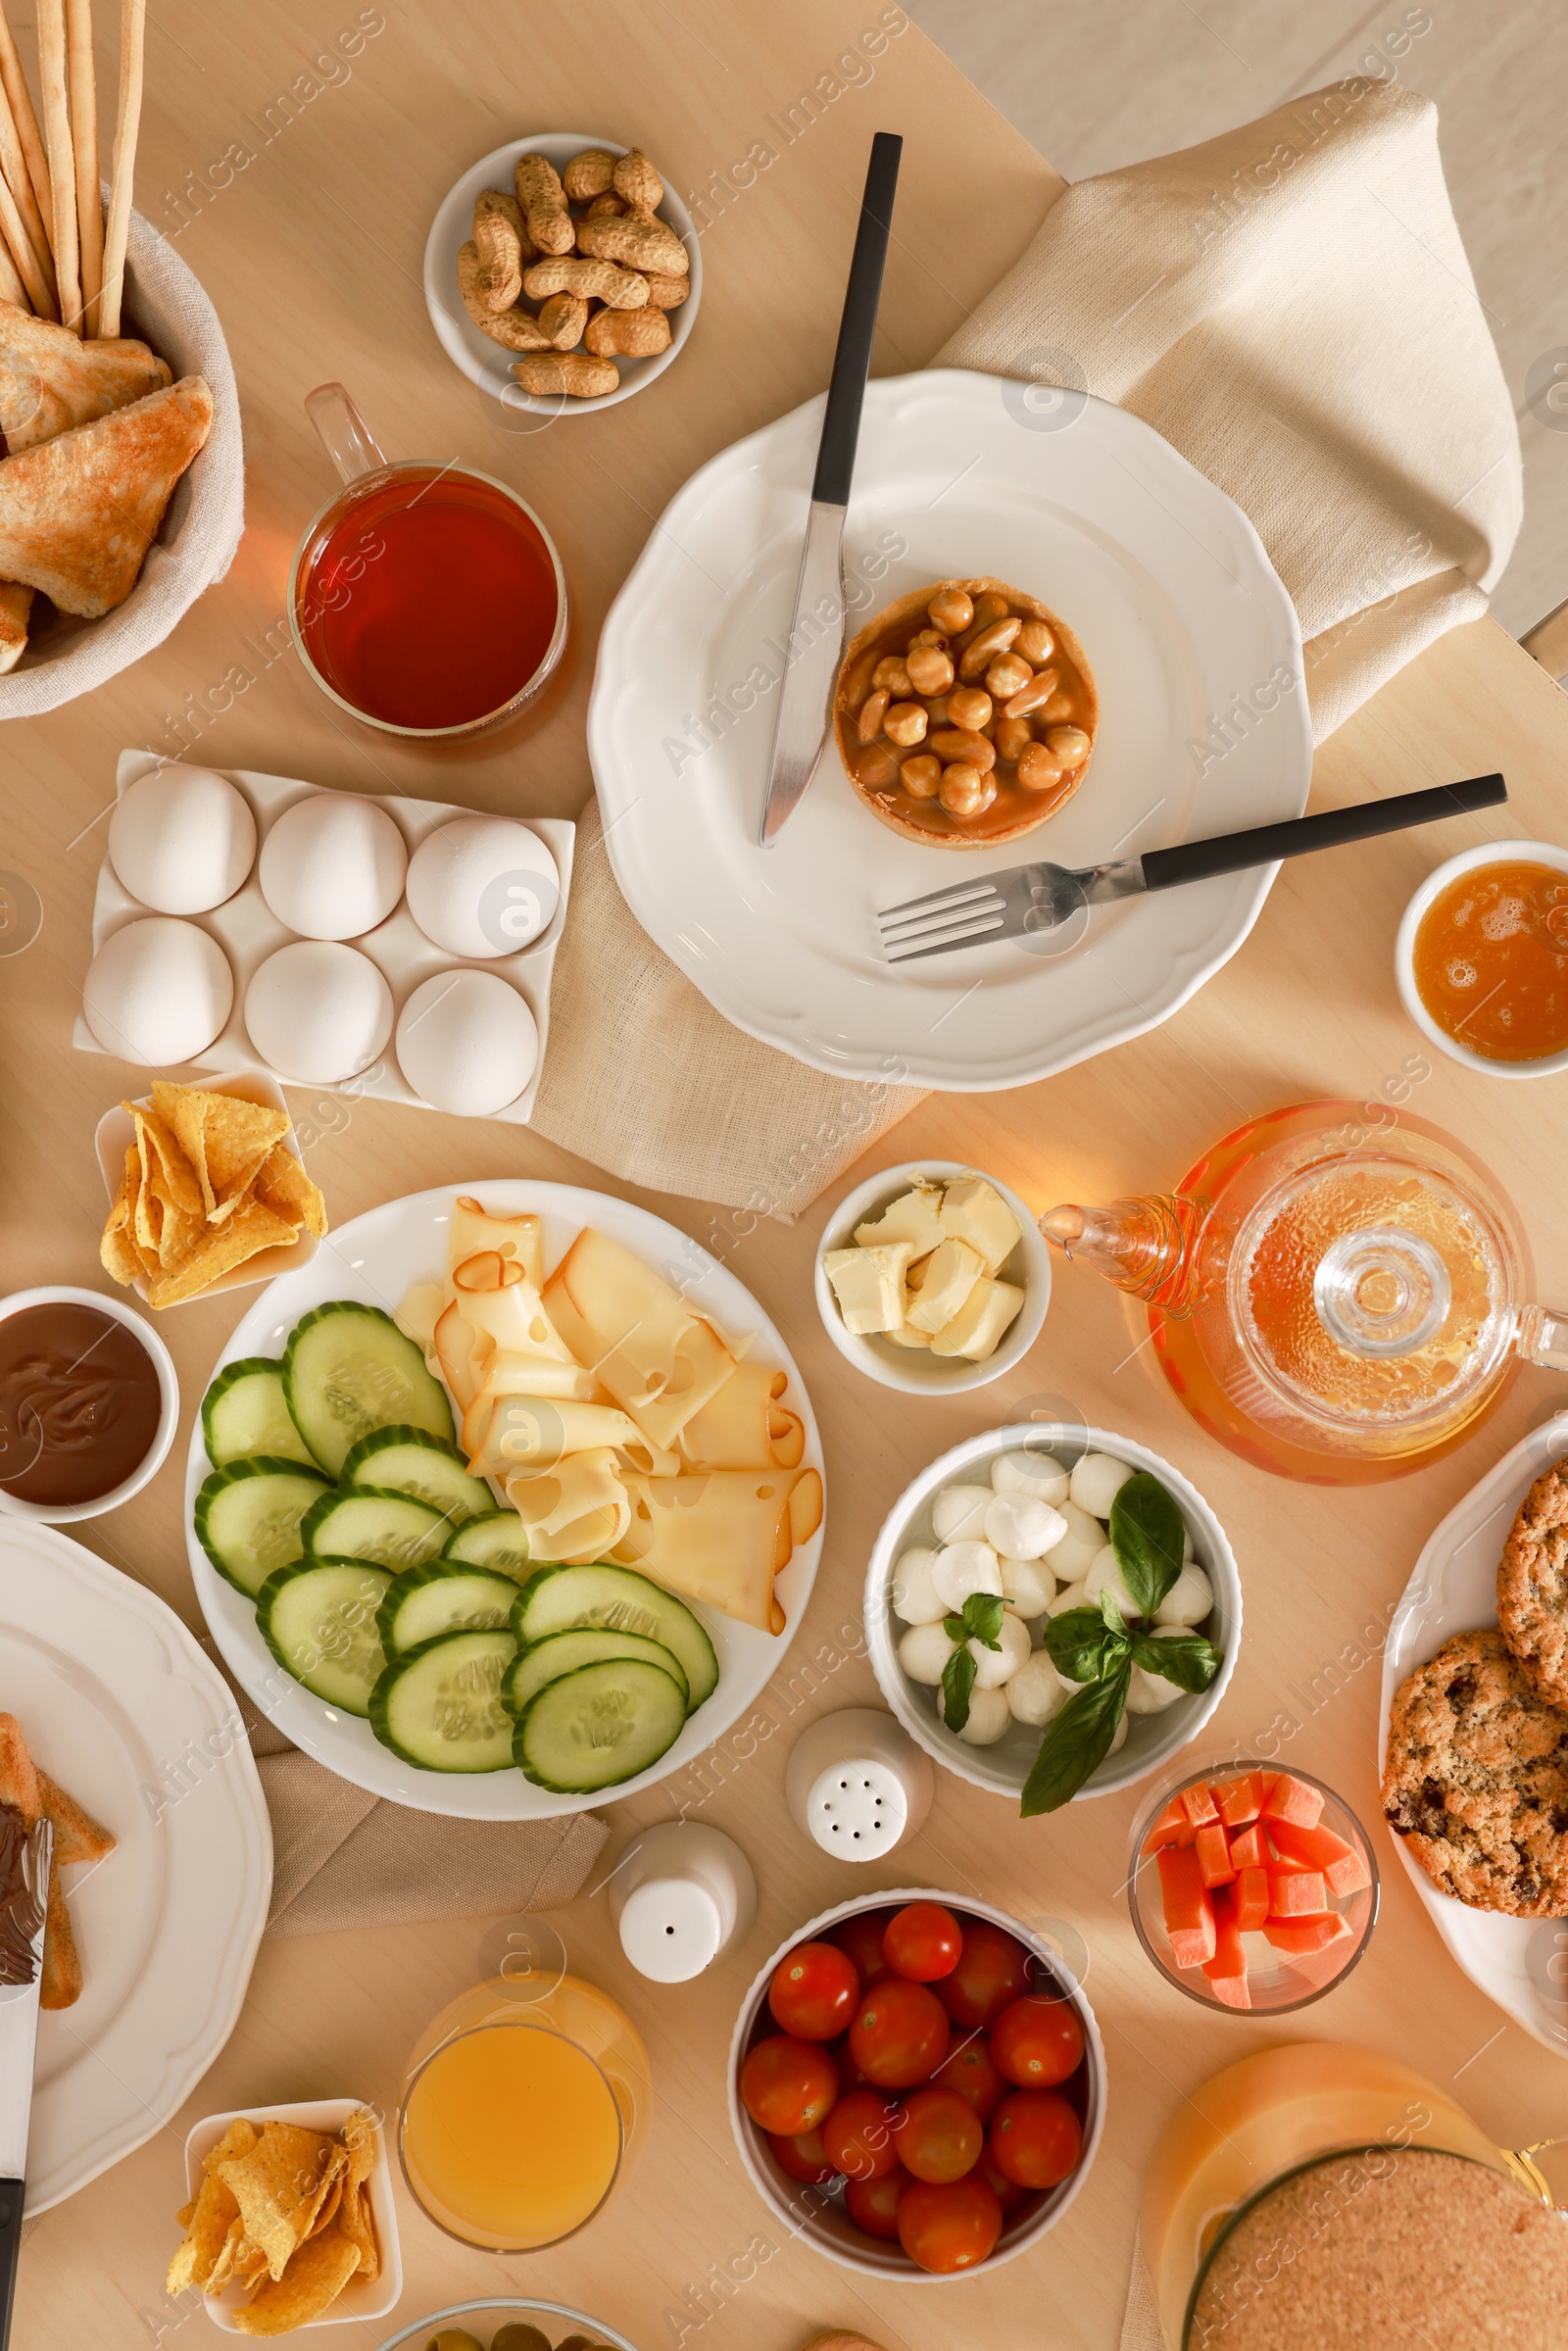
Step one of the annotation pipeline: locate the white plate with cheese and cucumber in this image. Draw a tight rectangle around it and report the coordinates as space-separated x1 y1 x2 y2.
184 1181 824 1819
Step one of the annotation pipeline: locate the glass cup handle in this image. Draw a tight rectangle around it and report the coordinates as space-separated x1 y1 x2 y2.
304 382 387 485
1515 1305 1568 1373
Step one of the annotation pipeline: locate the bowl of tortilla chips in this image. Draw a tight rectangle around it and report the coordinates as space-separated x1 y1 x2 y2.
171 2099 400 2332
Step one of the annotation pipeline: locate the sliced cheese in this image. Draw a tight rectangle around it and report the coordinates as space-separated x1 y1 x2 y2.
470 1396 644 1478
459 1276 577 1363
434 1298 489 1413
824 1243 912 1335
905 1238 983 1335
543 1227 736 1447
854 1182 946 1255
931 1276 1026 1359
612 1468 803 1633
678 1361 805 1471
449 1196 544 1289
938 1176 1021 1275
503 1446 631 1565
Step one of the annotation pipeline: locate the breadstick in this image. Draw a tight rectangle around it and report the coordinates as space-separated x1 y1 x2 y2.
37 0 79 331
0 2 52 257
0 146 47 313
98 0 141 336
0 225 25 311
0 77 55 307
65 0 101 334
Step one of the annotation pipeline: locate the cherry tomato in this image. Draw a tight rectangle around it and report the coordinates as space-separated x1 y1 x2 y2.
846 2160 914 2241
848 1977 950 2089
832 1907 896 1987
990 1993 1084 2089
896 2085 983 2184
990 2088 1082 2188
976 2143 1029 2216
828 2033 876 2093
739 2033 839 2134
935 1919 1035 2031
766 2125 840 2186
767 1939 860 2040
882 1900 963 1983
932 2025 1006 2123
820 2087 904 2181
897 2174 1004 2273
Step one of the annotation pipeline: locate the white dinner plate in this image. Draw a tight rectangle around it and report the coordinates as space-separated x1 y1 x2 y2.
1379 1410 1568 2054
185 1182 823 1821
588 369 1310 1089
0 1523 271 2213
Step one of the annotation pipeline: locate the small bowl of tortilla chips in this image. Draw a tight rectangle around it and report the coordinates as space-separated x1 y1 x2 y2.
172 2098 401 2333
96 1072 326 1310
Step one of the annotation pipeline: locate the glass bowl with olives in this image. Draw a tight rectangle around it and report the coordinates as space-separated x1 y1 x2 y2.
376 2300 640 2351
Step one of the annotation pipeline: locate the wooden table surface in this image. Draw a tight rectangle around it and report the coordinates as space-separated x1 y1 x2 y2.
8 4 1568 2347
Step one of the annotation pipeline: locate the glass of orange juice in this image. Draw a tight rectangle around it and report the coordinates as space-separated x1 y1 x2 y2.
398 1968 653 2252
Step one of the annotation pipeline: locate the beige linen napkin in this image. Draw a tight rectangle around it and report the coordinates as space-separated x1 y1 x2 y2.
537 77 1519 1218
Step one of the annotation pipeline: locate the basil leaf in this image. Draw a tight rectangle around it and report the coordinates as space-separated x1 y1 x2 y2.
1042 1606 1122 1687
942 1643 977 1732
1109 1472 1186 1618
944 1614 967 1643
962 1592 1004 1650
1020 1657 1132 1816
1129 1630 1223 1692
1099 1588 1126 1637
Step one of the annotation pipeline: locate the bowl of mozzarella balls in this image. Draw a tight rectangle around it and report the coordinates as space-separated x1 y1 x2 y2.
865 1423 1241 1805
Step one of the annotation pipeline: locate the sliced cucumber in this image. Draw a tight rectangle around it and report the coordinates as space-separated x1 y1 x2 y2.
302 1486 451 1570
504 1628 689 1717
443 1510 531 1580
257 1558 391 1715
343 1426 492 1523
202 1358 313 1469
378 1561 520 1655
369 1629 516 1772
195 1457 331 1596
284 1301 453 1477
514 1659 687 1792
512 1563 718 1712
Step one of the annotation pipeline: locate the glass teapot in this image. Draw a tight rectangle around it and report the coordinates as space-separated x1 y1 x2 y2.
1041 1100 1568 1484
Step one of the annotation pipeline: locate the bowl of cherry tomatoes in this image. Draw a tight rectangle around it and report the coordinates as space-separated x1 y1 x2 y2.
727 1888 1102 2278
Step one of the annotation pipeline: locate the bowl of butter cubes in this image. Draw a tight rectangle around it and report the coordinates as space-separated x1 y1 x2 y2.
814 1161 1051 1394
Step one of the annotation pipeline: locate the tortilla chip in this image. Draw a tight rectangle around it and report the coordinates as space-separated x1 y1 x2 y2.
231 2230 361 2334
255 1145 327 1240
174 2200 196 2230
303 2173 343 2241
203 2118 260 2174
217 2122 338 2281
124 1101 204 1217
147 1198 299 1309
204 2213 253 2294
152 1082 287 1218
35 1767 115 1864
99 1215 141 1287
130 1119 163 1253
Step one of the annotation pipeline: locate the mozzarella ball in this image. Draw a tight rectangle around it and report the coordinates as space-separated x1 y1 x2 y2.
932 1485 992 1543
1106 1711 1129 1756
1041 1499 1103 1583
1084 1543 1143 1621
991 1447 1069 1505
1154 1561 1214 1628
970 1609 1032 1690
898 1621 957 1685
931 1542 1003 1613
1127 1627 1192 1714
1069 1451 1136 1520
1005 1655 1069 1728
984 1492 1066 1562
1000 1556 1054 1619
1047 1579 1089 1618
891 1545 946 1626
956 1686 1011 1745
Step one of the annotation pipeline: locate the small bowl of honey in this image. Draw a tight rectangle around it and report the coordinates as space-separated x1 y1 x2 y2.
1396 840 1568 1077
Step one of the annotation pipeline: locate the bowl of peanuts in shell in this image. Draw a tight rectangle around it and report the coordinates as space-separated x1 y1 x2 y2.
424 133 701 414
833 578 1100 850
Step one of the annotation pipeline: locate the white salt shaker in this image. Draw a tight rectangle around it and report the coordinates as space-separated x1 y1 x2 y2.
608 1822 757 1984
785 1707 934 1861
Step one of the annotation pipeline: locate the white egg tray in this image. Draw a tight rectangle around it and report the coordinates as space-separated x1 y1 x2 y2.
73 751 575 1125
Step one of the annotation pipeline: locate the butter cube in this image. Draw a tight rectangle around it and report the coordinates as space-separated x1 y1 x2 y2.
884 1321 933 1350
906 1249 934 1293
905 1238 983 1335
939 1177 1021 1275
855 1182 946 1256
931 1277 1026 1360
825 1243 912 1335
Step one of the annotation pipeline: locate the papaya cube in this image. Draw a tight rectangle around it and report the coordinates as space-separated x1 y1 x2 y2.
1142 1796 1196 1856
1263 1912 1352 1958
1229 1822 1267 1871
1179 1781 1219 1830
1205 1967 1252 2010
1268 1867 1328 1918
1260 1773 1324 1830
1267 1818 1370 1897
1233 1865 1270 1933
1157 1843 1216 1967
1201 1889 1250 2006
1214 1771 1265 1828
1194 1820 1237 1888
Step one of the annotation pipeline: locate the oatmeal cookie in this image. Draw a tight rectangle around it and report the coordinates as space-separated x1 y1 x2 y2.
1497 1462 1568 1707
1380 1627 1568 1914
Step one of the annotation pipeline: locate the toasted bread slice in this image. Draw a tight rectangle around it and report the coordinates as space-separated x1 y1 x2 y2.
39 1854 81 2008
35 1766 115 1864
0 301 172 454
0 579 30 671
0 1711 39 1822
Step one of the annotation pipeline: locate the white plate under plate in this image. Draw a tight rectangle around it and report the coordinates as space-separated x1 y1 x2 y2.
588 369 1310 1089
184 1181 823 1821
1379 1411 1568 2055
0 1522 271 2213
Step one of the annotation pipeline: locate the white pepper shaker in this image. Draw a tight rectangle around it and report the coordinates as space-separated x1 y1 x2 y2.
784 1707 933 1860
608 1822 757 1984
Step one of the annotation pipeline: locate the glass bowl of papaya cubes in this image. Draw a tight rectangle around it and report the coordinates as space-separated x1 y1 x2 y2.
1127 1759 1379 2013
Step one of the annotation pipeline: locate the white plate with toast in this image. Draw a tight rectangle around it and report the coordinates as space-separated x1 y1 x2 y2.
0 1522 271 2212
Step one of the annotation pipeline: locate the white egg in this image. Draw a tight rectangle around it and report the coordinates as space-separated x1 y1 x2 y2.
931 1542 1003 1612
395 970 538 1116
891 1546 946 1626
1069 1450 1136 1520
898 1620 956 1685
82 916 233 1063
970 1608 1032 1690
991 1447 1069 1505
406 815 561 957
999 1556 1054 1618
258 793 408 940
1154 1561 1215 1629
1006 1654 1070 1727
1127 1627 1192 1714
1084 1543 1143 1620
932 1485 992 1543
245 941 393 1084
108 766 256 913
1041 1499 1102 1582
1047 1579 1089 1617
984 1492 1065 1561
956 1685 1011 1745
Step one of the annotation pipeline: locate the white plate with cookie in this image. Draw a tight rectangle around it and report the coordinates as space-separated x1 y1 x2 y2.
1379 1410 1568 2055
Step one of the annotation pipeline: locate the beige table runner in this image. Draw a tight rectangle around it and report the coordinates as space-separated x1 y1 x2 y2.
533 76 1520 1221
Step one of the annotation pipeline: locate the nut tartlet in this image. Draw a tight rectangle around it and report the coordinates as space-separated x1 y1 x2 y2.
833 576 1098 850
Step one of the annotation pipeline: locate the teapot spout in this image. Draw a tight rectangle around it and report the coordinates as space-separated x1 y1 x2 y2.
1039 1193 1210 1315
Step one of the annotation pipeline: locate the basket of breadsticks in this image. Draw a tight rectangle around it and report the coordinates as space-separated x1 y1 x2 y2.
0 0 242 714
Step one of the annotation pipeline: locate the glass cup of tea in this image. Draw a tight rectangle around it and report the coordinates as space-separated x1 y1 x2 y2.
288 383 568 738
